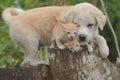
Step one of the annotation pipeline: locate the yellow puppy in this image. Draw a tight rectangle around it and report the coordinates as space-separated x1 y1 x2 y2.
50 16 77 49
1 7 73 66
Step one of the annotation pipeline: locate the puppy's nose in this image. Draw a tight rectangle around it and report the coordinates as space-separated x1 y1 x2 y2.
79 35 86 41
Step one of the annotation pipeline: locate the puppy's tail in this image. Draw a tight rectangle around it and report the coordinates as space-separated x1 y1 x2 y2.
2 8 23 25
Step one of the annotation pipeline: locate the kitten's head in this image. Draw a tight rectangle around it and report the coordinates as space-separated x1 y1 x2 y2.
53 16 77 39
64 39 81 52
61 23 77 39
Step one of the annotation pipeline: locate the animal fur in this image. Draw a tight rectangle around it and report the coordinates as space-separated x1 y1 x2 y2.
2 2 109 66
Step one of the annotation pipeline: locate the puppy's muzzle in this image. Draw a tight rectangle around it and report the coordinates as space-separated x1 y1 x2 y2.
79 34 86 41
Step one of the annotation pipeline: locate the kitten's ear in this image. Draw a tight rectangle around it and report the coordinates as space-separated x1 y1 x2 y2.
53 16 66 23
53 16 59 23
61 24 66 30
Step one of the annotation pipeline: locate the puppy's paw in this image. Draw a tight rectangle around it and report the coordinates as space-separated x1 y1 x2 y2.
22 59 49 67
99 46 109 58
94 34 109 58
98 42 109 58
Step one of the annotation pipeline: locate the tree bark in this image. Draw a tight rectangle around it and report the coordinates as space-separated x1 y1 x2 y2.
0 65 53 80
48 48 120 80
0 48 120 80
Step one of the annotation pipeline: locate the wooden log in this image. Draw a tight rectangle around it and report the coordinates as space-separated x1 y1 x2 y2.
48 48 120 80
0 48 120 80
0 65 53 80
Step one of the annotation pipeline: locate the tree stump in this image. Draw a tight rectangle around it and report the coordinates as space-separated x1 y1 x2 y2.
48 48 120 80
0 48 120 80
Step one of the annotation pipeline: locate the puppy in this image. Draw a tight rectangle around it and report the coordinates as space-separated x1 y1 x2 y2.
50 16 77 49
60 3 109 57
2 2 109 66
2 7 72 66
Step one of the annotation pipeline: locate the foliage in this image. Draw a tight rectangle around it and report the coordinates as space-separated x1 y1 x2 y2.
0 21 23 68
98 0 120 62
0 0 120 67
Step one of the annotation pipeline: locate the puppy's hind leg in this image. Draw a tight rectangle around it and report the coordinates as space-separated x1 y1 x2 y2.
22 36 44 67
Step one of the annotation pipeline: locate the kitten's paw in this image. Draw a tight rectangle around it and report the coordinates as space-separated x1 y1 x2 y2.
87 44 93 53
59 46 66 49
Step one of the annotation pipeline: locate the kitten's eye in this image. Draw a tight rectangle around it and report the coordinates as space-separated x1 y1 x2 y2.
87 23 94 27
76 44 79 47
67 32 70 34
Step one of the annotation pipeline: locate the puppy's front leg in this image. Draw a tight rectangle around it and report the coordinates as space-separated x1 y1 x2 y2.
21 36 46 67
95 34 109 58
55 39 65 49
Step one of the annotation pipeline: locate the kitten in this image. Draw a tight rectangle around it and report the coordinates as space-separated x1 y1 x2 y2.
50 16 77 49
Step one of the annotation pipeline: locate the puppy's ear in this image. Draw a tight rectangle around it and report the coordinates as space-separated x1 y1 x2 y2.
62 9 78 23
95 11 106 30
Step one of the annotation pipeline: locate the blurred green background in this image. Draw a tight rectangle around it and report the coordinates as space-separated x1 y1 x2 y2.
0 0 120 68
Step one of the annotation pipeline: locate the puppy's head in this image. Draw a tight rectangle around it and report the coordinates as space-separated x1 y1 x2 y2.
64 3 106 42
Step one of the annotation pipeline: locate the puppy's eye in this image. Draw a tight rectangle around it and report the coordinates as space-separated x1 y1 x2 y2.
70 47 73 50
74 32 76 35
87 23 94 27
77 24 80 27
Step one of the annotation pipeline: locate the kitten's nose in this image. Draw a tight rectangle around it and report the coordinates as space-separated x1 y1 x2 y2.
79 34 86 41
70 34 76 38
